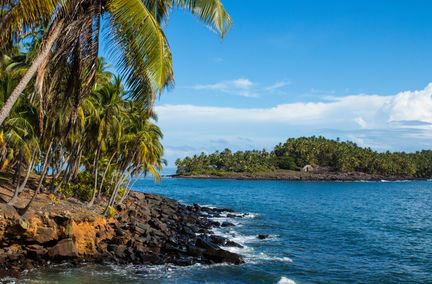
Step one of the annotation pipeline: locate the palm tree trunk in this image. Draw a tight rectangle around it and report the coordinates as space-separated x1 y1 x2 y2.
20 142 53 215
35 141 53 193
0 20 64 126
8 149 36 206
103 174 125 216
97 152 115 199
87 144 101 207
119 176 139 204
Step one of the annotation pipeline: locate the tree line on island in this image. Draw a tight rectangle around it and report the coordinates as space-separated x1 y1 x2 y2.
175 136 432 179
0 0 231 214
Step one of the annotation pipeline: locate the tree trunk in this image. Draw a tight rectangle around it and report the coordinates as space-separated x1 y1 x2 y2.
20 142 53 215
119 176 139 205
8 150 36 206
103 174 125 216
0 20 64 126
97 152 115 199
87 144 101 207
35 142 53 194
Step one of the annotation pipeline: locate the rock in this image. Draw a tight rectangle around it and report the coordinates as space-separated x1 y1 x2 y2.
186 245 204 257
196 237 218 250
210 235 228 246
257 234 269 240
115 245 127 258
173 257 194 266
203 248 244 264
34 226 57 244
225 240 243 248
26 244 47 260
221 221 235 227
0 190 246 277
0 204 19 220
47 239 78 259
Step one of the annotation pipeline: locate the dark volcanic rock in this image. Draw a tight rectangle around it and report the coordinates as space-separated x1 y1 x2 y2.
257 234 270 240
225 240 243 248
221 221 235 228
0 191 244 278
203 248 244 264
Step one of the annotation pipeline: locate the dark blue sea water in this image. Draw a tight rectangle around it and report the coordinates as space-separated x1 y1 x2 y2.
20 178 432 283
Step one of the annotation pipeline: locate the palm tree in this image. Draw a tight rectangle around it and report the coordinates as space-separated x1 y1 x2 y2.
0 0 232 125
87 76 126 207
103 107 164 215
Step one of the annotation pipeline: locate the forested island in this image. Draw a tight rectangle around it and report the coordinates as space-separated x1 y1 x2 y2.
175 136 432 180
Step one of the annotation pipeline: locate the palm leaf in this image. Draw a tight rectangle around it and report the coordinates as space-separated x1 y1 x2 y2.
174 0 232 38
106 0 173 105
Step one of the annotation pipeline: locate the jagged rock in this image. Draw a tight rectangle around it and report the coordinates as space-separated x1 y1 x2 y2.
48 239 78 259
221 221 235 227
225 240 243 248
0 191 245 277
115 245 127 258
227 214 239 218
203 248 244 264
34 226 58 244
0 204 19 220
257 234 269 240
210 235 228 246
26 244 47 260
196 237 218 249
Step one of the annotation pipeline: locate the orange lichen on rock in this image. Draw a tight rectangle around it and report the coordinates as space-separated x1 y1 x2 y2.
71 221 97 255
26 216 43 237
71 217 114 255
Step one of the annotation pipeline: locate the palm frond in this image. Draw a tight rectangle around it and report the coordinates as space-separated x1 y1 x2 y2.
174 0 232 38
106 0 173 105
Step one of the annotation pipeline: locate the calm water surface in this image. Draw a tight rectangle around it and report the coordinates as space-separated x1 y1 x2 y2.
19 178 432 283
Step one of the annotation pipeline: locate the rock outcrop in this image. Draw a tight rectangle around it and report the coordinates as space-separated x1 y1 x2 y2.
0 192 244 277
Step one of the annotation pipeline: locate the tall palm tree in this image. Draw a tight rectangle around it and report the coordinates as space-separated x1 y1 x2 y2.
0 0 232 125
87 76 126 207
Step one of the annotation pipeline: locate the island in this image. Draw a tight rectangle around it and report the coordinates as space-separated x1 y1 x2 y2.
175 137 432 181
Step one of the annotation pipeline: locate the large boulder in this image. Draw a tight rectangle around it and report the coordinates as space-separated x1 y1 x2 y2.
48 239 78 259
203 248 244 264
34 227 58 244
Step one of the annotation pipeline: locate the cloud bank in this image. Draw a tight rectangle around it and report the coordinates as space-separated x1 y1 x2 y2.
156 84 432 164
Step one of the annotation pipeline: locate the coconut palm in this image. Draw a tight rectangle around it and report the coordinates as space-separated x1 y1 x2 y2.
0 0 232 125
87 76 126 207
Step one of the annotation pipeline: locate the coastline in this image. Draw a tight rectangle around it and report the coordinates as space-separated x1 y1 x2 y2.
172 170 422 182
0 190 244 279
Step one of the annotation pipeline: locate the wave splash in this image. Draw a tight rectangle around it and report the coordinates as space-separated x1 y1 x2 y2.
277 276 297 284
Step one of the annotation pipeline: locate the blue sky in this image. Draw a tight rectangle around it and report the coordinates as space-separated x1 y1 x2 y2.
111 1 432 165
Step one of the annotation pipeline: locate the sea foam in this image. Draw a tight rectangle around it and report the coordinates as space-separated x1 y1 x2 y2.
277 276 296 284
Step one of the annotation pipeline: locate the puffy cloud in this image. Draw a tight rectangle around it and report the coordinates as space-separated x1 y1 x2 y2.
156 84 432 164
385 83 432 124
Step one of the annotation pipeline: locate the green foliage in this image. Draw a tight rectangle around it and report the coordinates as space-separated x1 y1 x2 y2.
176 136 432 178
176 148 275 175
106 206 116 218
58 172 94 201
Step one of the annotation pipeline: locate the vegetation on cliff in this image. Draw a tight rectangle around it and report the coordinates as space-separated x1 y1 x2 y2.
0 1 232 213
175 136 432 178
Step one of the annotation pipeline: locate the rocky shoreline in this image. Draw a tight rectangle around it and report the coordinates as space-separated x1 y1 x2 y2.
0 191 244 279
173 169 421 182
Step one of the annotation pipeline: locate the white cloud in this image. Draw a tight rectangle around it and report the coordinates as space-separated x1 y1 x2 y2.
192 78 256 97
191 78 290 97
265 81 291 92
385 83 432 124
157 84 432 164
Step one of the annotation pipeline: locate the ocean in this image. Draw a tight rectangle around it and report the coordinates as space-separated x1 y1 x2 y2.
19 178 432 283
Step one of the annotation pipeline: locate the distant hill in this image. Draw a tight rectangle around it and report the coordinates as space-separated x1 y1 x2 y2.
175 136 432 180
